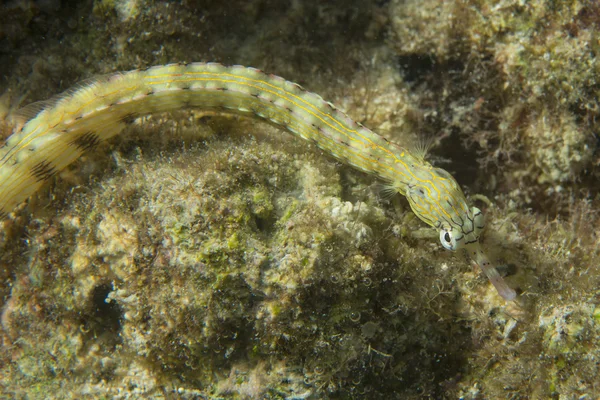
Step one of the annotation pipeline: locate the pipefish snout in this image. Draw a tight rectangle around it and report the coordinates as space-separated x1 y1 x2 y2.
405 167 517 301
0 62 516 300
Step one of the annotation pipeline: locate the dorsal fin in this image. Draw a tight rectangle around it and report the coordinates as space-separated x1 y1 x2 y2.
11 72 125 127
410 134 436 163
11 99 53 125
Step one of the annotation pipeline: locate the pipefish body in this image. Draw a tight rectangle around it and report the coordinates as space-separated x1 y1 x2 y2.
0 62 516 300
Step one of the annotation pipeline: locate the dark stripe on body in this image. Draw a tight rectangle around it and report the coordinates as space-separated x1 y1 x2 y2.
71 131 102 152
31 160 57 182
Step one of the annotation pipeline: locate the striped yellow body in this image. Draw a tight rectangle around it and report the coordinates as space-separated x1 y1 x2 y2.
0 62 516 300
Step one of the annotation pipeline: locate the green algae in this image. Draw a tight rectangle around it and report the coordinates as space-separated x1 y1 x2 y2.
389 0 600 211
0 123 483 397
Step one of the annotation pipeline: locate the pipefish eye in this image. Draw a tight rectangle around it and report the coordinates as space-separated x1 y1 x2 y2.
439 228 458 251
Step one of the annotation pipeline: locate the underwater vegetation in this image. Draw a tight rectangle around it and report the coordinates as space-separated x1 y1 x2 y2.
0 0 599 398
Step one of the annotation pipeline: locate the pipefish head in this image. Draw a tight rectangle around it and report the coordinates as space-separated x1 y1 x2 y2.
404 165 517 301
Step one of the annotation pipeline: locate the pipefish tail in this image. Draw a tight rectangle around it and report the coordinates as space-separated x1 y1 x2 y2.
0 62 516 301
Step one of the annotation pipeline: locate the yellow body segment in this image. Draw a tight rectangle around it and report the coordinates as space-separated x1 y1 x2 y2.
0 62 516 300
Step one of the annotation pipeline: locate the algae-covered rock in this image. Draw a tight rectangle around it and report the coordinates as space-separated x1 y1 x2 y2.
0 118 495 398
389 0 600 211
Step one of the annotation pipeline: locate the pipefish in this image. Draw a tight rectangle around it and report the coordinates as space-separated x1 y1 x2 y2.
0 62 516 300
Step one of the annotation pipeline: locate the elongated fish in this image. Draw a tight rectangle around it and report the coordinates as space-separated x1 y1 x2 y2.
0 62 516 300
